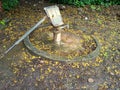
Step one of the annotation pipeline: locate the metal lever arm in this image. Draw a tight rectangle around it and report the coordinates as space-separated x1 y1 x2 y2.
4 16 47 55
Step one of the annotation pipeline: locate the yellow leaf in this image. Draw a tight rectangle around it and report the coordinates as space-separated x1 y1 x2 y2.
76 75 80 78
31 68 35 72
48 68 52 73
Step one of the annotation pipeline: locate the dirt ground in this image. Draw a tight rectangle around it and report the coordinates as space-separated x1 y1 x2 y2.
0 1 120 90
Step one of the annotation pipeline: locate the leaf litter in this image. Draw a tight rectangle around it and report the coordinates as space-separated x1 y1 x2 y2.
0 2 120 90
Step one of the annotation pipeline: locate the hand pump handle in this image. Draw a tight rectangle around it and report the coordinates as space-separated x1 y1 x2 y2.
4 16 47 54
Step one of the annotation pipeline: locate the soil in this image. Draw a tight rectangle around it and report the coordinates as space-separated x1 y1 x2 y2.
0 1 120 90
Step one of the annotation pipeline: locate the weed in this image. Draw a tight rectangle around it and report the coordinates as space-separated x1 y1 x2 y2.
50 0 120 7
0 20 5 25
2 0 19 10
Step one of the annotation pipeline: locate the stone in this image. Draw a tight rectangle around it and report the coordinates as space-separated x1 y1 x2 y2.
88 78 94 83
33 4 37 7
85 17 88 20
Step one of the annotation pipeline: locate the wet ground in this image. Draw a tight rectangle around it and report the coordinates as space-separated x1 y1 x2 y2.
0 1 120 90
